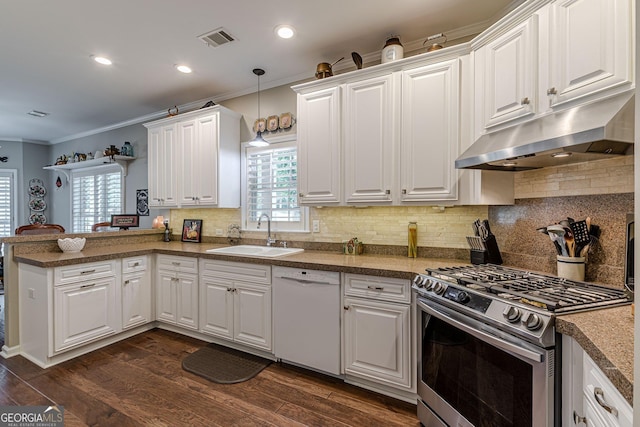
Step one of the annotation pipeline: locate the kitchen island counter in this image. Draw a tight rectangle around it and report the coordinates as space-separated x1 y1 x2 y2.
557 306 634 405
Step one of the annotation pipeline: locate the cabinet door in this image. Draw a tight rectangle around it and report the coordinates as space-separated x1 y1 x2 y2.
176 273 198 330
122 271 151 330
344 75 396 203
177 119 198 206
194 113 219 206
233 283 272 351
297 87 342 205
547 0 632 107
481 16 538 128
400 59 460 202
343 297 411 389
53 277 119 352
148 124 178 207
199 275 234 339
156 271 177 324
178 115 219 207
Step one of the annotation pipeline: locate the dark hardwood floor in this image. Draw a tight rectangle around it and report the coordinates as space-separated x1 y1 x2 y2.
0 329 420 426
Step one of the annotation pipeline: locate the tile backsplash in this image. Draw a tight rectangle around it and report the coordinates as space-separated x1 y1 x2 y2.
170 156 633 287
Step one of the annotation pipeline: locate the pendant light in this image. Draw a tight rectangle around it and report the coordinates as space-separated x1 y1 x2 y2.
249 68 268 147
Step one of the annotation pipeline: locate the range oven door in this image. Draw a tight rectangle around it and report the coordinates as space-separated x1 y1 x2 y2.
417 297 555 427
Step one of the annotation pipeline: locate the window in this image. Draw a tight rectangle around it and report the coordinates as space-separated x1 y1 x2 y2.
243 138 307 232
0 170 16 237
71 165 123 233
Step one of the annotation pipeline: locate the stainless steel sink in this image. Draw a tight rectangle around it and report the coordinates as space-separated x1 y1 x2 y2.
205 245 304 258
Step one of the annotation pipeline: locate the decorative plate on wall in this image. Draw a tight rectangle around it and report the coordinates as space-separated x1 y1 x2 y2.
29 212 46 224
28 198 46 212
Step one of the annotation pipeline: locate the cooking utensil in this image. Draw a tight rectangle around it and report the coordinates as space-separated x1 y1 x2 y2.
564 228 576 257
351 52 363 69
547 225 568 257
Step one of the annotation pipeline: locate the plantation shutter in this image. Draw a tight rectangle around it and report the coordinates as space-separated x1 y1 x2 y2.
246 142 302 228
0 172 13 237
71 165 123 233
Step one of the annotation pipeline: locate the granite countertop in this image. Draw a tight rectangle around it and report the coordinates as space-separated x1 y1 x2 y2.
13 241 466 279
12 241 634 404
556 306 634 405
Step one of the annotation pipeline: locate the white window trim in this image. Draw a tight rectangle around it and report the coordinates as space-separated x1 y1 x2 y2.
0 169 18 237
241 134 308 233
70 164 125 233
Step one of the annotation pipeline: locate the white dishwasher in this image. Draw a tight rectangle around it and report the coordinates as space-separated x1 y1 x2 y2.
273 266 341 375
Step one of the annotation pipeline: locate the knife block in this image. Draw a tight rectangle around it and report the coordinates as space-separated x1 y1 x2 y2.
483 235 503 264
470 250 489 265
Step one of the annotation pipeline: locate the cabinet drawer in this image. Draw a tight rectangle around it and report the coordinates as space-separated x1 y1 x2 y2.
54 260 116 286
157 254 198 274
583 354 633 427
122 255 148 274
200 259 271 285
343 274 410 303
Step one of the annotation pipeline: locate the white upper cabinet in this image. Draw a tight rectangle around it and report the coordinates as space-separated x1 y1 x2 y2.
297 87 342 205
144 105 241 209
478 16 539 129
293 49 473 206
400 59 460 202
474 0 634 133
546 0 633 108
147 124 179 208
344 74 397 203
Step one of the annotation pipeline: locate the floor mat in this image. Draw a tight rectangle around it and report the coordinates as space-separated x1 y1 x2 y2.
182 343 272 384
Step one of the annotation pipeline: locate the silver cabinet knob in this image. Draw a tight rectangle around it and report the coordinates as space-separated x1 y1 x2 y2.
298 192 304 198
573 411 587 425
521 97 530 105
547 87 557 96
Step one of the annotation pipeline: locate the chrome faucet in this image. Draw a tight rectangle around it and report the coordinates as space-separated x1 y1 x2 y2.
257 213 276 246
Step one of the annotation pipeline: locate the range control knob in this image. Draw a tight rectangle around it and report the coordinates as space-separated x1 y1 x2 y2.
455 291 470 304
432 282 446 295
522 313 543 331
502 306 522 323
413 275 424 287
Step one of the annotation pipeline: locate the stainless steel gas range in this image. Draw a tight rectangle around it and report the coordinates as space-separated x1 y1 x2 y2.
413 264 629 427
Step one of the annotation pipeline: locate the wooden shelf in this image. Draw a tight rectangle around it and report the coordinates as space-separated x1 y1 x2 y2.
43 155 136 181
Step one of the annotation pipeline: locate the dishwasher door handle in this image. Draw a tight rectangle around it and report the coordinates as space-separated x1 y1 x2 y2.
277 276 337 286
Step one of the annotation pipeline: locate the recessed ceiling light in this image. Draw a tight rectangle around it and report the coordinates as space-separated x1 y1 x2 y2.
502 161 518 167
93 56 112 65
551 152 572 158
176 64 192 74
28 110 49 118
275 25 295 39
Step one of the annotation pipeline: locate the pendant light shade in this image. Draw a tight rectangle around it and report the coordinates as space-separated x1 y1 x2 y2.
250 68 269 147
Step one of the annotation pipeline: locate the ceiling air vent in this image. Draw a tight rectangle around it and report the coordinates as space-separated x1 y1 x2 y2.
198 28 235 48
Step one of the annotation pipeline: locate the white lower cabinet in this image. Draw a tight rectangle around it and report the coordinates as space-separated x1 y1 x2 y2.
155 255 198 330
121 256 151 330
53 275 119 352
199 260 272 352
562 335 632 427
342 274 413 393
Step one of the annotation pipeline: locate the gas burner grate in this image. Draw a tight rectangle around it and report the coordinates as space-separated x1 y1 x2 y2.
427 264 629 313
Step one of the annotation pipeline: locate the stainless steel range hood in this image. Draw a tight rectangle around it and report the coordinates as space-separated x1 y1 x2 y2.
455 91 635 171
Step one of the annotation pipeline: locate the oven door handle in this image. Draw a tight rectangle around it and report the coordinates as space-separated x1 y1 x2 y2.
417 299 544 363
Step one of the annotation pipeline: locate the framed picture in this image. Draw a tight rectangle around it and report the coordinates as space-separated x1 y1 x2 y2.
253 118 266 133
181 219 203 243
279 112 293 129
110 214 140 230
266 115 279 132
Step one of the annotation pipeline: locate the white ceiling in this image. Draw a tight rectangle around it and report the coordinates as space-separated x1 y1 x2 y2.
1 0 521 143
